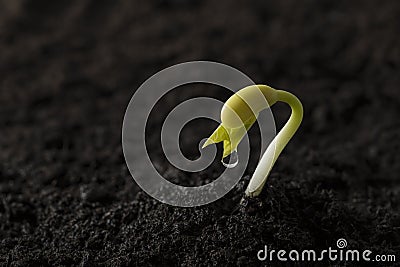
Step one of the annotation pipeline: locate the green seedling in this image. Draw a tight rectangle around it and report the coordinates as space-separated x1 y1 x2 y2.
203 85 303 197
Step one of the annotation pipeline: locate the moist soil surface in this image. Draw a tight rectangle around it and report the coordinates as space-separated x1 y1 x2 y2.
1 0 400 266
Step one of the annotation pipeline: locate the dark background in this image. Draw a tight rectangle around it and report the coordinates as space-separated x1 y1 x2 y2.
1 0 399 266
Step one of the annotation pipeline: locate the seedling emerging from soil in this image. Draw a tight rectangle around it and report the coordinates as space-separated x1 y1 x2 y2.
203 85 303 197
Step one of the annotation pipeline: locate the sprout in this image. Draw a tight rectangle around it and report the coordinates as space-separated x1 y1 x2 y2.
203 85 303 197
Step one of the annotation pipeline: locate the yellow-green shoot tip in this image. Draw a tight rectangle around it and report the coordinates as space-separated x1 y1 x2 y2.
202 116 257 159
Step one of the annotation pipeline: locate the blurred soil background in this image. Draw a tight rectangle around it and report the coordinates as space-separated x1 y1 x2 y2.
0 0 399 266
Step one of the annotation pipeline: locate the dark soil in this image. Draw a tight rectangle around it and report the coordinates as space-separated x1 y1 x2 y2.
1 0 400 266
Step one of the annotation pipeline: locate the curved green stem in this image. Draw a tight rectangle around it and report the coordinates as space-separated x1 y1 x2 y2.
203 85 303 197
245 90 303 197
